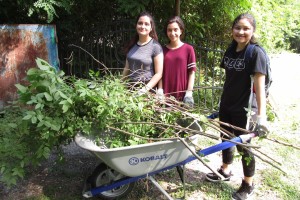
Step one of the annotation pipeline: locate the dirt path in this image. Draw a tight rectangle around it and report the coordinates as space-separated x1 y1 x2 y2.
268 53 300 120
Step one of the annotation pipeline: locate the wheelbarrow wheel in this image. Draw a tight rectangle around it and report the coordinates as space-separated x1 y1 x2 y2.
90 163 134 199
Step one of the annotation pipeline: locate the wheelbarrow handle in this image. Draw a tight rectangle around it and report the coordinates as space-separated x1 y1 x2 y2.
198 133 256 157
207 112 219 119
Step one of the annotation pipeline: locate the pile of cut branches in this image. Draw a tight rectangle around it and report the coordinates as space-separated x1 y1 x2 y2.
0 58 210 186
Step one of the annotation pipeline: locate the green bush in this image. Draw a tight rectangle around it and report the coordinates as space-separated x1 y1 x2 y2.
0 58 208 187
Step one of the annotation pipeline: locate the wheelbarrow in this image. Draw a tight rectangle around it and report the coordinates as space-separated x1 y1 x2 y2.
75 130 256 199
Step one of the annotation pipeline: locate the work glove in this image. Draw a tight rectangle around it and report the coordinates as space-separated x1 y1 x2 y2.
137 86 148 96
254 115 269 137
156 88 164 102
183 91 194 107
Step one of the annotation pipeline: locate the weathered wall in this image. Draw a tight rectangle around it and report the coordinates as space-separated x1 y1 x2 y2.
0 24 59 109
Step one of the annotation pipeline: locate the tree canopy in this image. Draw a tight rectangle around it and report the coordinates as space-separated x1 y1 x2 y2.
1 0 299 52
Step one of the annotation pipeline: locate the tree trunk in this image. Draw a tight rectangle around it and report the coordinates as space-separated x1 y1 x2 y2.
174 0 180 16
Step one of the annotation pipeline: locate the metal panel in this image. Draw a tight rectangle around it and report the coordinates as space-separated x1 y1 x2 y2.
0 24 59 108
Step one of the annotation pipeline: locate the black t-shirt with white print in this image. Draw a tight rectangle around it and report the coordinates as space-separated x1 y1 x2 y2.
220 43 268 113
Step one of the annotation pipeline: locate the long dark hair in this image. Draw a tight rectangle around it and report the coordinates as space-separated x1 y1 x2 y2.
231 13 258 46
124 11 158 54
164 16 185 41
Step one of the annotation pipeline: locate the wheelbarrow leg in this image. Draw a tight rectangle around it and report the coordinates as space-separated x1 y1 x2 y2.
176 165 186 199
80 173 94 198
147 176 174 200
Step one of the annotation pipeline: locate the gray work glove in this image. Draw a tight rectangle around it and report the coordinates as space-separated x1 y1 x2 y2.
156 88 164 102
255 115 269 137
183 91 194 107
137 86 148 96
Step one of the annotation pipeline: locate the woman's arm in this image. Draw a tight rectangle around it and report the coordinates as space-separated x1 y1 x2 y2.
253 72 270 136
158 78 163 89
186 45 196 94
145 52 164 90
187 70 195 92
183 70 195 106
122 59 130 80
253 72 266 116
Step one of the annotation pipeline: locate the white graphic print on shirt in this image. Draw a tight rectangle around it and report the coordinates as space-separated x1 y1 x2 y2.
224 56 245 71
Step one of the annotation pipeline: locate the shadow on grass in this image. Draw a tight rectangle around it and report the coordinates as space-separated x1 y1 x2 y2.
120 166 236 200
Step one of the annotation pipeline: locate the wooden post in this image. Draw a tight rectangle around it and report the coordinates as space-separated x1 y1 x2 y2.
174 0 180 16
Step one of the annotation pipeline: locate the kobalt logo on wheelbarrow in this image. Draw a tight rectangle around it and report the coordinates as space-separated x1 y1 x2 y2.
128 154 168 165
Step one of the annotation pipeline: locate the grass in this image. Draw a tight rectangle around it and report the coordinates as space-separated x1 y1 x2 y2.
197 182 234 199
261 169 300 200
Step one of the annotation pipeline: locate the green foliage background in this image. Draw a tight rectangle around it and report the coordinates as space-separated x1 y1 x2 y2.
0 0 299 52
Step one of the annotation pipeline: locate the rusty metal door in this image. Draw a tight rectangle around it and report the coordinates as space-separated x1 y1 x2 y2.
0 24 59 109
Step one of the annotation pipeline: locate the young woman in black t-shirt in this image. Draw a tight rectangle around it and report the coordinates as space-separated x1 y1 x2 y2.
206 13 269 200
